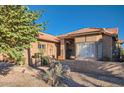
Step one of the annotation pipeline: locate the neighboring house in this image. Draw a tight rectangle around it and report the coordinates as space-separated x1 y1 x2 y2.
57 28 122 61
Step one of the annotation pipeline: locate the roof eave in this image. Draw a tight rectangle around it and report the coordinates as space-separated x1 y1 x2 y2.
37 38 60 43
58 31 103 38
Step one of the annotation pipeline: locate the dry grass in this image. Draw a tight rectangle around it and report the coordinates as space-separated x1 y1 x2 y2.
0 66 50 87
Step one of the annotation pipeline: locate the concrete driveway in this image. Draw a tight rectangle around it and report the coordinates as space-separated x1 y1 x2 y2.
60 60 124 87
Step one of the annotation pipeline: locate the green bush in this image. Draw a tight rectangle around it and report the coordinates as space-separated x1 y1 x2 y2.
41 56 50 66
6 49 25 65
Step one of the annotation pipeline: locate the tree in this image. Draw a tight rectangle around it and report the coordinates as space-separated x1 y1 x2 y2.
0 5 44 64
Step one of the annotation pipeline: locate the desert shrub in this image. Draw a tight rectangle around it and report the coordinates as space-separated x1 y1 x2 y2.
41 70 52 83
41 56 51 66
40 61 62 86
33 53 43 58
33 54 51 66
40 61 70 86
53 62 63 76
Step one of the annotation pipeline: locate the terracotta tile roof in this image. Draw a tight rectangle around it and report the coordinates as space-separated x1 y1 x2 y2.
104 28 118 35
68 28 101 35
38 32 59 43
58 27 118 38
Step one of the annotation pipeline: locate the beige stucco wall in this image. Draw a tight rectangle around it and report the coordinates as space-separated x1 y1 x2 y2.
38 41 57 58
23 41 58 65
75 34 102 43
75 36 85 43
102 35 113 61
59 39 66 60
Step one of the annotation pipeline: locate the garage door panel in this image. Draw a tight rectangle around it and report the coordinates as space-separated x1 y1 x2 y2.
76 43 96 60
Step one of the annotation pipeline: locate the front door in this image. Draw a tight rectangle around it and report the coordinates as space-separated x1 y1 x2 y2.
76 43 96 60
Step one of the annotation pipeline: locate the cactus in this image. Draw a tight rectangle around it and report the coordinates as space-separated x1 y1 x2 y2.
40 61 71 86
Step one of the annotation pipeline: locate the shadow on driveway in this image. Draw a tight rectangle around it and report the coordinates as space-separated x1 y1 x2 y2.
60 76 87 87
82 72 124 86
60 60 124 86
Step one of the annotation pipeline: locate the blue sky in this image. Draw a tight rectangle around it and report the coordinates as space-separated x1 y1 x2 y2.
28 5 124 47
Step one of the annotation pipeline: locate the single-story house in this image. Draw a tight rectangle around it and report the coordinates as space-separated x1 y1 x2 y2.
0 27 124 65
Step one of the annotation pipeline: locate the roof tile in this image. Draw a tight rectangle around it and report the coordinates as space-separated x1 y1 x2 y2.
58 27 118 38
38 32 59 43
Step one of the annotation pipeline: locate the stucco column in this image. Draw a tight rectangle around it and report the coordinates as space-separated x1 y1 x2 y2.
60 39 66 60
23 49 29 66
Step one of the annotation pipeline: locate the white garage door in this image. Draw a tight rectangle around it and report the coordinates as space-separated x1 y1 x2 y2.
76 43 96 60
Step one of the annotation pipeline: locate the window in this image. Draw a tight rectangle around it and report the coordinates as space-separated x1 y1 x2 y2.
38 44 45 49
